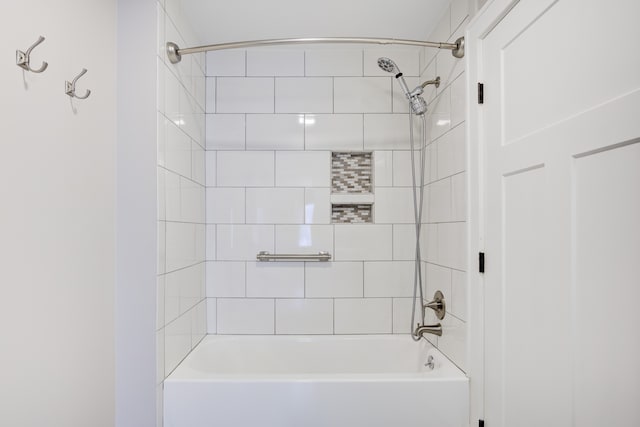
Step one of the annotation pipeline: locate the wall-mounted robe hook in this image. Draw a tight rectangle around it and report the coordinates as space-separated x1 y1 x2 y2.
65 68 91 99
16 36 49 73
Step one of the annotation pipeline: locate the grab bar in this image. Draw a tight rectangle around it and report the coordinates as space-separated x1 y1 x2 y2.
256 251 332 262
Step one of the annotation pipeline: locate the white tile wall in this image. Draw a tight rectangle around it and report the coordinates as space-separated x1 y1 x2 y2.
334 298 392 334
216 225 274 260
364 261 415 297
374 188 415 224
247 50 304 76
305 114 363 151
334 77 391 113
216 78 274 113
418 3 469 371
206 188 245 224
205 114 245 150
217 151 274 187
275 225 334 253
246 262 304 298
206 50 246 76
216 298 274 334
305 262 364 298
246 114 304 150
304 188 331 224
334 225 393 261
275 299 334 334
202 30 468 374
246 188 305 224
206 261 246 297
304 50 362 76
275 151 330 187
275 78 333 113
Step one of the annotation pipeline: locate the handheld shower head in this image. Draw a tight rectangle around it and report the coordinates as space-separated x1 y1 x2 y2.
377 57 400 74
378 57 428 115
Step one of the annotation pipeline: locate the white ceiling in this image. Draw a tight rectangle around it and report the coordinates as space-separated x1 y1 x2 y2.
181 0 452 45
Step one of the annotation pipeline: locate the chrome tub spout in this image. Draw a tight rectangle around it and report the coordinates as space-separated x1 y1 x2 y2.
413 323 443 338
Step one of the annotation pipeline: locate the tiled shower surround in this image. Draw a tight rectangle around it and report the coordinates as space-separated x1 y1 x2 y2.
204 2 469 370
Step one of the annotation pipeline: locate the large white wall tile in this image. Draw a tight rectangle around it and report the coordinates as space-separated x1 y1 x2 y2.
192 144 206 185
304 188 331 224
305 49 363 76
451 172 467 222
247 50 304 76
305 262 364 298
205 77 215 113
436 21 466 89
205 151 216 187
246 114 304 150
392 298 422 334
334 298 392 334
374 151 393 187
217 298 274 334
364 261 415 297
334 225 392 261
216 78 274 113
275 78 333 113
164 314 191 375
428 178 452 223
165 122 192 177
430 86 451 140
437 222 466 271
450 0 469 32
206 261 246 297
451 270 467 321
246 188 305 224
334 77 391 113
180 178 205 223
439 315 467 371
217 151 274 187
393 224 417 261
216 225 274 260
450 74 466 127
275 225 333 253
437 123 466 179
305 114 363 151
166 222 199 271
206 188 245 224
364 114 420 150
205 114 245 150
374 187 415 224
426 263 452 301
206 50 246 76
206 298 217 333
246 262 304 298
275 151 330 187
363 49 420 77
392 150 423 187
206 224 216 261
275 299 333 334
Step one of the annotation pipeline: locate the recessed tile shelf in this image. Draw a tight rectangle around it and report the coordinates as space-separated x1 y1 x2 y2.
331 152 372 193
332 204 372 224
331 152 373 223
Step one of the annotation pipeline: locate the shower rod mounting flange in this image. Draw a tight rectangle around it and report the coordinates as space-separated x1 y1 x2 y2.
166 36 465 64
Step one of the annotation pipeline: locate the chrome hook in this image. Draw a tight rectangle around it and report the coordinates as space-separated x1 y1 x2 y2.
16 36 49 73
65 68 91 99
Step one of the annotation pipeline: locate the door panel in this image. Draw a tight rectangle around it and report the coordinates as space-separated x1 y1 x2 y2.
481 0 640 425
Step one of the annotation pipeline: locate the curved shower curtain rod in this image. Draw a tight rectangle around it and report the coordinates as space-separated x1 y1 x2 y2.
166 36 465 64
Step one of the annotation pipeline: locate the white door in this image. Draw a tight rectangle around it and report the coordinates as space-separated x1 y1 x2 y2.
480 0 640 426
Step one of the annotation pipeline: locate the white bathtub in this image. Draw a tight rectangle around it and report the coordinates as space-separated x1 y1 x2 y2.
164 335 469 427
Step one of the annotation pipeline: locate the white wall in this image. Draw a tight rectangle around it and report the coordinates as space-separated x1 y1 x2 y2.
0 1 116 426
156 0 208 423
420 0 469 371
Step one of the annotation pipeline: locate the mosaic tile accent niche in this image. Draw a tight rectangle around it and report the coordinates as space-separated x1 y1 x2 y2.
331 152 373 223
332 204 372 223
331 152 372 193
